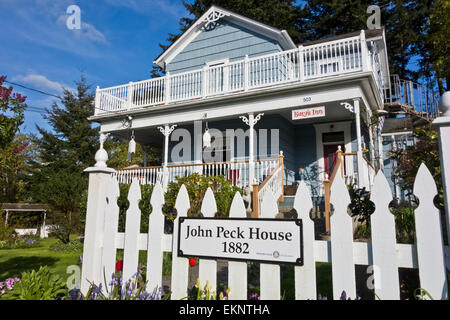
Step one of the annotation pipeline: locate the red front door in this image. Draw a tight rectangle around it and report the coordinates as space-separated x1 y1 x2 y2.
323 144 344 176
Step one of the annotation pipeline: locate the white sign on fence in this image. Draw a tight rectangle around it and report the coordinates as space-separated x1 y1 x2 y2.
178 217 303 265
292 106 325 120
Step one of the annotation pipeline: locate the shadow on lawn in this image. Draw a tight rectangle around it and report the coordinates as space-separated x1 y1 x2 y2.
0 256 59 279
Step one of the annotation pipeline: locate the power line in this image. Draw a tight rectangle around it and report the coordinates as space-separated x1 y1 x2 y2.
4 80 63 100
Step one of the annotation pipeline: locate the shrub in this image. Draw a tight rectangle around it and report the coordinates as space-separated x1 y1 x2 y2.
1 266 67 300
0 217 14 241
391 205 416 244
0 233 41 250
117 184 154 233
49 239 83 252
164 174 242 219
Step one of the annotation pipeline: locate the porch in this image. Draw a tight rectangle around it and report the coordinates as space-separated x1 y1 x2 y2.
109 102 380 225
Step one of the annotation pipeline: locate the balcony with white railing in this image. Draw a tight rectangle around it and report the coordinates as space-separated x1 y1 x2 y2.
94 31 384 116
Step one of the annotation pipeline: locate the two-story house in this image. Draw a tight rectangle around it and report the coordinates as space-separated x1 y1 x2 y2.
90 6 393 219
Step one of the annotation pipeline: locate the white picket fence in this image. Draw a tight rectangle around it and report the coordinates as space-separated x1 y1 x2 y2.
81 162 449 300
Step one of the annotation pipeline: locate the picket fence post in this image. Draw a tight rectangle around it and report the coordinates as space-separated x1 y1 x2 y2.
227 192 248 300
413 164 448 299
330 172 356 299
81 165 115 295
433 91 450 245
370 172 400 299
146 183 165 292
199 188 218 291
293 181 316 300
122 179 142 287
259 190 280 300
100 176 120 292
170 185 190 300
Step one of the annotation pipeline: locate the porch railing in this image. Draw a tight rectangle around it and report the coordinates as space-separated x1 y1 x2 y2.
113 157 280 189
95 31 381 116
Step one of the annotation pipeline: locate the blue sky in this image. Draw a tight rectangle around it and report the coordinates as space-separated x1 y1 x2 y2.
0 0 191 134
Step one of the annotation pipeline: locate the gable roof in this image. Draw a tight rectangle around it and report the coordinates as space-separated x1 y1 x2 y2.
154 6 296 69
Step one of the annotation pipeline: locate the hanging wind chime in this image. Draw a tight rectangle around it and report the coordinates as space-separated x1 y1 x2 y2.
127 130 136 161
203 114 211 148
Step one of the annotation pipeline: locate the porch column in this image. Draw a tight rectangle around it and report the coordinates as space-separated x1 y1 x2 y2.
354 99 366 188
158 124 177 191
193 120 203 173
240 113 264 187
4 210 8 225
143 146 149 167
432 91 450 244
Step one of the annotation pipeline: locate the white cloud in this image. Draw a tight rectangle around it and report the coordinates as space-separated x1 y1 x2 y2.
12 74 66 93
56 14 108 44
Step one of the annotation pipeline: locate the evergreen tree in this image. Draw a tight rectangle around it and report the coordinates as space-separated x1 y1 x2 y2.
300 1 433 81
298 0 376 42
35 76 98 173
31 76 98 243
422 0 449 94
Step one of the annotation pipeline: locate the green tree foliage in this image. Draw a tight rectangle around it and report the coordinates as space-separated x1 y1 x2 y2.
105 137 161 169
300 1 433 81
388 127 443 207
383 0 433 81
0 134 35 203
31 76 98 243
34 76 98 173
164 173 242 219
299 0 375 41
423 0 450 94
151 0 304 77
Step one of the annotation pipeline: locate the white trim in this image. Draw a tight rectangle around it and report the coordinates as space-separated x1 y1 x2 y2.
314 121 353 195
206 58 229 67
381 131 413 137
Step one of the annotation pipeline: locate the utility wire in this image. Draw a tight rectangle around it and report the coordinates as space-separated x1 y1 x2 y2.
4 80 63 100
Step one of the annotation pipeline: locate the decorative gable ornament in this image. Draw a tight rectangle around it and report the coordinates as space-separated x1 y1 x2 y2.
199 8 230 29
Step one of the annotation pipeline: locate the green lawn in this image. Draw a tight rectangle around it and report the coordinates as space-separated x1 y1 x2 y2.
0 236 82 282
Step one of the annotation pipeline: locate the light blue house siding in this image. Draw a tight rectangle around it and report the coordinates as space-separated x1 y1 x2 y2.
166 20 283 75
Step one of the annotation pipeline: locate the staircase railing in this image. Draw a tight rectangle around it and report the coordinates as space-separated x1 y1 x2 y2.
252 153 284 218
384 75 440 120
